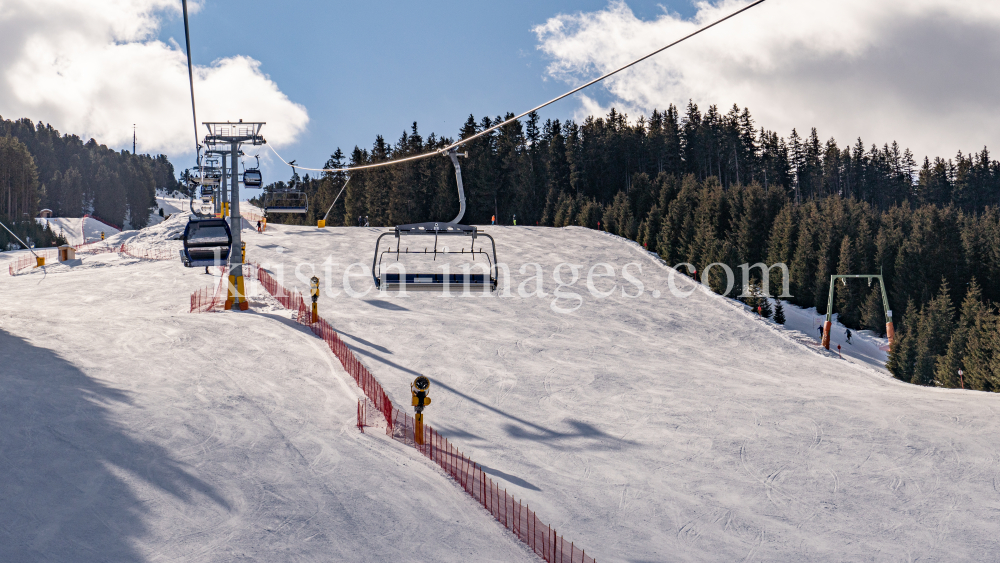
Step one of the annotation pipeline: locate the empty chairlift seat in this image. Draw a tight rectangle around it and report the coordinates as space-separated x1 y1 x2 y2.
263 190 307 214
180 218 232 267
372 222 498 292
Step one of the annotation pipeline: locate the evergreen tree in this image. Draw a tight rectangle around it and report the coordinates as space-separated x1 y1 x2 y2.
773 301 786 324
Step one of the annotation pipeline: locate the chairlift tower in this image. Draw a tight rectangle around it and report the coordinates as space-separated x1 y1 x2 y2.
202 149 228 216
203 121 266 311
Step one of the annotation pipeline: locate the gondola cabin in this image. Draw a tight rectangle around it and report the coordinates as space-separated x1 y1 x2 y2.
180 218 232 268
243 169 262 187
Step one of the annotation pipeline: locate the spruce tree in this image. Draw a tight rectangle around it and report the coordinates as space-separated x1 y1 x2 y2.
934 280 985 387
773 300 786 324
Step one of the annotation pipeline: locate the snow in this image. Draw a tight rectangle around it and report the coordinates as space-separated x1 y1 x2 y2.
34 216 121 246
148 194 265 227
775 299 890 373
0 231 535 562
247 223 1000 562
3 218 1000 562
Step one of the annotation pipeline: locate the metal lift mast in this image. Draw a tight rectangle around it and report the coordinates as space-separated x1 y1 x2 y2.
203 121 266 311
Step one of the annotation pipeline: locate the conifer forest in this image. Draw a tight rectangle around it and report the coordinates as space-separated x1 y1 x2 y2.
258 102 1000 391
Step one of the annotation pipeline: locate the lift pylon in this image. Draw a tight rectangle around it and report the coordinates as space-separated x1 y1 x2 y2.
822 274 894 350
203 121 266 311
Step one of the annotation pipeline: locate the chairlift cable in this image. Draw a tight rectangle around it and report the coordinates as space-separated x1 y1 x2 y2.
268 0 767 174
181 0 200 158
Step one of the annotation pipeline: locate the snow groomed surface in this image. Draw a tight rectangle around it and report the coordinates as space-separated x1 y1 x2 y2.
3 212 1000 562
250 221 1000 562
0 218 537 562
244 263 596 563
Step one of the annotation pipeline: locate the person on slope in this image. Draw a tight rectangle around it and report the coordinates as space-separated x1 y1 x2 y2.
513 214 517 225
818 326 824 339
256 220 262 233
845 328 853 344
491 215 496 225
364 216 370 227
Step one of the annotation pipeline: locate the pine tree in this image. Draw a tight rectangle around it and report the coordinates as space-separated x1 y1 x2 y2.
759 294 774 318
910 281 956 386
859 285 885 335
935 280 985 388
773 301 786 324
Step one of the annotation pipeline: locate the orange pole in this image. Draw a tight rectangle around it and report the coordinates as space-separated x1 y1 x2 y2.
821 320 832 350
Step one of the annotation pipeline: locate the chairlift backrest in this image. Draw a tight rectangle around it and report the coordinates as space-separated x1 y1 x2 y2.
371 222 498 292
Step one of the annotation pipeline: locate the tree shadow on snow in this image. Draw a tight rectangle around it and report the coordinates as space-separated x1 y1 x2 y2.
477 463 542 491
433 380 637 451
0 330 228 562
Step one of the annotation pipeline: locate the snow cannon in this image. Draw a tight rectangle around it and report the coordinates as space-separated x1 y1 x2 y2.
411 376 431 445
310 276 320 324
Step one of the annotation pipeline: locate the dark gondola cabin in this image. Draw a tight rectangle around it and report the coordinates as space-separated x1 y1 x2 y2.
180 218 232 268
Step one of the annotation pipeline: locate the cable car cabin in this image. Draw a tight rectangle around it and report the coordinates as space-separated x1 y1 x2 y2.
243 169 262 187
372 222 498 292
262 190 307 214
180 218 232 268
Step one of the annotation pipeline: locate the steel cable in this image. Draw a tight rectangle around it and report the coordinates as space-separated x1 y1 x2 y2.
269 0 767 174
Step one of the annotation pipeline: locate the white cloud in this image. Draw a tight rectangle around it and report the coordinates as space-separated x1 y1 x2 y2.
0 0 308 156
535 0 1000 160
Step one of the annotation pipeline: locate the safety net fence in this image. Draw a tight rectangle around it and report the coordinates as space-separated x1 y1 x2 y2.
189 267 230 313
244 262 597 563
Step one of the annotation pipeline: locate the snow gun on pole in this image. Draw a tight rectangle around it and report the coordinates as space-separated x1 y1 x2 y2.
411 376 431 446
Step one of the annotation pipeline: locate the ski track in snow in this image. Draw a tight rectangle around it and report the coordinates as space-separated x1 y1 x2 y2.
0 214 535 562
2 211 1000 562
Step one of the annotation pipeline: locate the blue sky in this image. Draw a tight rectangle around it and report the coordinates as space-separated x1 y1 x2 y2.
2 0 994 198
156 1 697 188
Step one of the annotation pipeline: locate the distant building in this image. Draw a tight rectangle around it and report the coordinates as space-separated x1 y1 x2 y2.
37 209 53 218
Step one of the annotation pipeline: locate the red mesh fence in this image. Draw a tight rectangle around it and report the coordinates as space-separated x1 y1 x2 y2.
8 250 58 276
388 410 595 563
83 213 122 232
73 240 115 254
189 267 231 313
119 243 176 261
251 261 596 563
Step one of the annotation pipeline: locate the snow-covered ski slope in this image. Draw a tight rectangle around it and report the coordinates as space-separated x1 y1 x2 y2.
35 216 121 245
0 217 535 562
3 216 999 562
249 222 1000 562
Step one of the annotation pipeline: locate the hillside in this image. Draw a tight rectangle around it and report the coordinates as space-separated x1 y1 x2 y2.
2 216 998 561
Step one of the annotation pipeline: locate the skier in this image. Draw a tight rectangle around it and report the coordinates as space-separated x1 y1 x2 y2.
256 220 262 233
364 216 370 227
357 215 362 227
818 326 824 339
513 214 517 225
491 215 496 225
845 328 853 344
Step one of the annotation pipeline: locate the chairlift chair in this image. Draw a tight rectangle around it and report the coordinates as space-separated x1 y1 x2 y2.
370 149 497 292
263 159 307 214
371 222 498 292
180 217 232 268
262 190 308 214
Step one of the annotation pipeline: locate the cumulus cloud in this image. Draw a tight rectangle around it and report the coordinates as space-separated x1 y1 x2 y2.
0 0 308 156
534 0 1000 160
